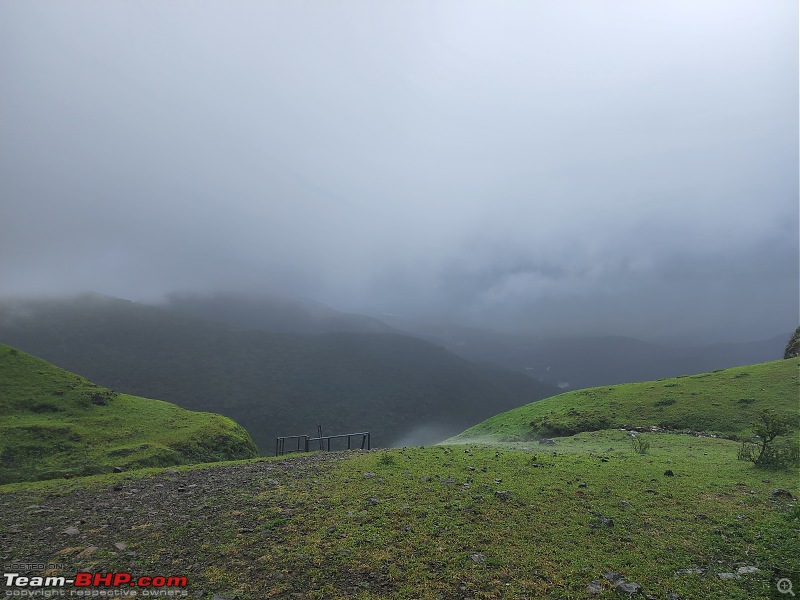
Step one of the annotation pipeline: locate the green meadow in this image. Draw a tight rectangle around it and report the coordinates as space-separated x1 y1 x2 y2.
0 344 257 483
449 359 798 443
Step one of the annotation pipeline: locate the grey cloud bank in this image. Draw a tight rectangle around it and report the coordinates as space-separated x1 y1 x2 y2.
0 0 796 343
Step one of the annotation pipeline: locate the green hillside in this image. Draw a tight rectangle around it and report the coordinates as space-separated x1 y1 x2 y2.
0 295 556 451
449 358 799 443
0 344 257 484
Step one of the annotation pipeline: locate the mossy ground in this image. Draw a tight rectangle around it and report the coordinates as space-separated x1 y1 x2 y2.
0 345 257 483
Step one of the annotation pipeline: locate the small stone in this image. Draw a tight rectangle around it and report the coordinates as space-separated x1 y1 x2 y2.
616 582 642 595
113 542 128 550
77 546 98 557
368 497 380 505
113 466 124 473
470 553 486 564
363 472 376 478
603 572 623 583
736 566 758 575
675 568 704 575
597 515 614 527
495 490 512 501
586 580 603 594
539 438 556 445
717 573 736 580
620 500 631 507
62 527 80 536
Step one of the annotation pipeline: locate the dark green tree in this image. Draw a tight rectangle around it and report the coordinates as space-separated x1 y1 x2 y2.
785 325 800 359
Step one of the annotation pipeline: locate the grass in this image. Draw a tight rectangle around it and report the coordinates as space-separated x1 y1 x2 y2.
448 358 799 443
0 344 258 483
2 435 797 599
2 353 797 597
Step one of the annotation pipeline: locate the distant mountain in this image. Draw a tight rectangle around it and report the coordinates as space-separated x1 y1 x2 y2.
0 343 257 484
376 315 789 390
163 292 399 335
0 295 556 452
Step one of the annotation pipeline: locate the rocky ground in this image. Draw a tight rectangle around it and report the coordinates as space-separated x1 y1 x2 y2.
2 453 351 599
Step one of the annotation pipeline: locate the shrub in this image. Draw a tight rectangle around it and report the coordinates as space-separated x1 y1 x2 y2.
629 435 650 455
654 398 676 407
738 409 800 469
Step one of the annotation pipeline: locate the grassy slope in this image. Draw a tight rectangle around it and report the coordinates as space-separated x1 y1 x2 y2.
1 437 797 599
0 344 258 483
449 358 799 443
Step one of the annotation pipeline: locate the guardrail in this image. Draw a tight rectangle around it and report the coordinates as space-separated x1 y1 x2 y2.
275 431 370 456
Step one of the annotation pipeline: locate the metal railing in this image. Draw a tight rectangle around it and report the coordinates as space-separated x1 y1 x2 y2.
275 431 370 456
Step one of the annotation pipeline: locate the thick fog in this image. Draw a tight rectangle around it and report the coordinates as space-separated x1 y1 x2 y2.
1 1 797 343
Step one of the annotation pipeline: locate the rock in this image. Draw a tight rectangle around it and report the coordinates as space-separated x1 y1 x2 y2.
717 573 736 580
113 466 124 473
469 553 486 564
771 489 794 499
736 566 758 575
616 581 642 595
593 515 614 528
586 580 603 594
620 500 631 507
363 472 376 479
675 568 704 575
368 497 380 505
113 542 128 550
77 546 98 557
539 438 556 445
663 470 674 477
62 527 80 536
603 572 623 584
495 490 512 501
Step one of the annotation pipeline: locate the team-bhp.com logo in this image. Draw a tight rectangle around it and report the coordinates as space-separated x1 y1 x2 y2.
4 572 188 596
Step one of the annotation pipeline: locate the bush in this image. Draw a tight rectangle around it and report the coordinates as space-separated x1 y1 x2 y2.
629 435 650 455
738 410 800 469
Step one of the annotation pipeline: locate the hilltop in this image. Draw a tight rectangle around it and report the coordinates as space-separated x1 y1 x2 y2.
0 295 556 451
448 358 799 443
0 344 257 484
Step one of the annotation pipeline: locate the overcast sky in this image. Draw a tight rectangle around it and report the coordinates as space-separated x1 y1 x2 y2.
0 1 797 343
